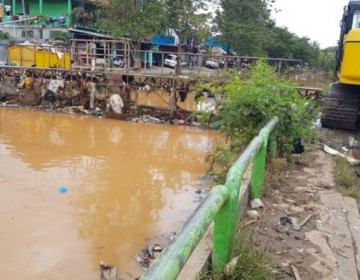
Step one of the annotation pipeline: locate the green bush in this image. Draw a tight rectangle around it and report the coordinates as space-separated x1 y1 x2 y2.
205 61 318 182
0 31 10 40
51 31 71 43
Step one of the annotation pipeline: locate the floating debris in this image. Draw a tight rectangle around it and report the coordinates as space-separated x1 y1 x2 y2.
135 244 163 270
99 261 118 280
59 186 68 193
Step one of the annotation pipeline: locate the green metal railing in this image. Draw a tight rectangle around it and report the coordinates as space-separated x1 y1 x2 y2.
140 117 279 280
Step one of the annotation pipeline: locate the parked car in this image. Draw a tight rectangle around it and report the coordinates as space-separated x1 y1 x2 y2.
164 54 187 68
205 59 224 69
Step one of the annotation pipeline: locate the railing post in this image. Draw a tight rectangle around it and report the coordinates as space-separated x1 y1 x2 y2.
250 116 278 200
213 135 263 272
268 128 278 159
213 193 233 272
250 129 269 200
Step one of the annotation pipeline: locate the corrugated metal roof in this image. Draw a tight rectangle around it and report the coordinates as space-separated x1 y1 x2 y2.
68 28 113 38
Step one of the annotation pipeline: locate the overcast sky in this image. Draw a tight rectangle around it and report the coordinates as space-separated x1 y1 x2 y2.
271 0 349 48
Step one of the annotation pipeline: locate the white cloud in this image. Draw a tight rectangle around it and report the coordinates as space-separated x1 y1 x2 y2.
272 0 349 48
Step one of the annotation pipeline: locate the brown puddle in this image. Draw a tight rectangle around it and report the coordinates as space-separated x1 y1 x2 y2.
0 108 220 279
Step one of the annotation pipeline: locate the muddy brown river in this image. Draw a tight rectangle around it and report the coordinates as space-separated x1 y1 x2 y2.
0 108 219 279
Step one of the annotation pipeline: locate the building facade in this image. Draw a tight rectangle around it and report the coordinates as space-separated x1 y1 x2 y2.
1 0 72 40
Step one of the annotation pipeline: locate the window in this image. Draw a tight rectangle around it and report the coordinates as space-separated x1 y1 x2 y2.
352 10 360 29
21 30 34 38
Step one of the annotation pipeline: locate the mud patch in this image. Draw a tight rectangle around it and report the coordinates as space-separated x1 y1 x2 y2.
247 145 336 280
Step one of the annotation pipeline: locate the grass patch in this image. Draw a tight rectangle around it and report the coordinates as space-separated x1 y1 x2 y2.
334 156 360 200
348 188 360 200
197 229 272 280
265 158 288 189
334 156 356 189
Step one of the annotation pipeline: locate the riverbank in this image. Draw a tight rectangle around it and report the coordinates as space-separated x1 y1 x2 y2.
245 129 360 280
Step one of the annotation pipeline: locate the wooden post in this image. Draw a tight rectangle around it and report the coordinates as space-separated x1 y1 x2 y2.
2 0 5 20
12 0 16 15
39 0 43 14
68 0 72 25
161 52 164 75
278 60 282 73
134 86 139 116
170 83 176 120
86 41 89 66
237 57 241 72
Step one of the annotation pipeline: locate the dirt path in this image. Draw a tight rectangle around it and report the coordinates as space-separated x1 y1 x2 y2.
250 141 360 279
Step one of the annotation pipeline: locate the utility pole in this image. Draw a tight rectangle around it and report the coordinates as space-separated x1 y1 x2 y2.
21 0 28 40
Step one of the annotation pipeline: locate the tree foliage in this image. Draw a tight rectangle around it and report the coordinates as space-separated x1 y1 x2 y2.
97 0 164 45
215 0 275 56
265 26 320 65
0 31 10 40
163 0 210 45
205 62 318 182
215 0 321 67
317 47 336 75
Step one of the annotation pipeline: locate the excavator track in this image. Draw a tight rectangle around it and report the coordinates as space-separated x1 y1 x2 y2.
321 83 360 130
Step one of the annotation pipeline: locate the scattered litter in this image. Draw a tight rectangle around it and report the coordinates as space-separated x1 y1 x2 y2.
280 216 292 226
342 146 349 153
291 265 302 280
292 138 304 154
349 136 359 148
99 261 117 280
224 255 240 276
323 145 360 166
292 214 312 232
282 260 291 267
140 115 163 123
325 235 348 259
250 198 264 209
290 206 305 213
59 186 68 193
247 210 260 220
135 244 163 270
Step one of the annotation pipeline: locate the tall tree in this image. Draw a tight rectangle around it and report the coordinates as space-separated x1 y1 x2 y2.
163 0 210 73
318 46 336 75
215 0 275 56
265 26 320 67
98 0 164 66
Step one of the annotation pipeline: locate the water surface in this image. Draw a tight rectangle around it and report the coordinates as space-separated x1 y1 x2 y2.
0 108 219 279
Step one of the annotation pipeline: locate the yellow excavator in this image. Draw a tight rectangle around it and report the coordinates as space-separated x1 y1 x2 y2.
322 0 360 130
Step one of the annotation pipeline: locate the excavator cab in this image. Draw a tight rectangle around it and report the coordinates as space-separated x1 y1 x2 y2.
337 1 360 85
322 1 360 130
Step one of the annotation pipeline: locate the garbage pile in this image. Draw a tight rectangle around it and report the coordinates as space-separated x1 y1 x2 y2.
135 244 163 270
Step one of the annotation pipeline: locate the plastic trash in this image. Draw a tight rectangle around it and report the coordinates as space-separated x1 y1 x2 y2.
292 214 312 232
280 216 292 226
59 186 68 193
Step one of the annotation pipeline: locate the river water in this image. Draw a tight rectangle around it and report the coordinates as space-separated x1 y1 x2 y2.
0 108 219 279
